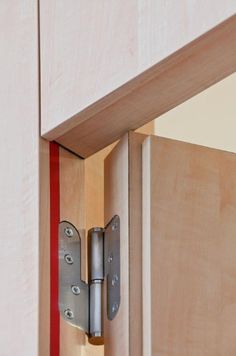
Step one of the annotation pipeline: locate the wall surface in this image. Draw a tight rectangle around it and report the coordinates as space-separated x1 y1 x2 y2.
155 73 236 152
0 2 39 355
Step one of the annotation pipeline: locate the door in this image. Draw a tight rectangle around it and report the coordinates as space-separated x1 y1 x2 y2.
104 132 236 355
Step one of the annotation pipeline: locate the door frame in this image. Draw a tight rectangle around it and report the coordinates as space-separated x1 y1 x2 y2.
42 15 236 158
40 15 236 356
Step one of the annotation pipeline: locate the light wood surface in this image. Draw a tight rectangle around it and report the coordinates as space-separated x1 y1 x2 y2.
104 135 130 356
40 9 236 157
143 135 236 355
59 146 115 356
0 2 39 355
59 147 86 356
39 123 153 355
83 124 153 355
41 0 236 139
104 132 149 356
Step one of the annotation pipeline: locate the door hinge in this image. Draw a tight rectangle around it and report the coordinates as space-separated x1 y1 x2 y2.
59 215 120 345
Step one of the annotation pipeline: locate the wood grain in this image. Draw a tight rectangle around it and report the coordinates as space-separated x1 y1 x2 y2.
41 125 153 355
0 2 39 355
59 146 115 355
104 135 130 356
59 147 86 356
41 14 236 158
41 0 236 140
143 135 236 355
104 132 150 356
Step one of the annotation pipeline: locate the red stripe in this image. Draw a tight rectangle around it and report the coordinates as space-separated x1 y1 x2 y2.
50 142 60 356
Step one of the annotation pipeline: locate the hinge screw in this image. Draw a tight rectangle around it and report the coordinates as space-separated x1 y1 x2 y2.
112 302 119 313
112 222 118 231
64 254 74 264
111 274 119 286
64 308 74 319
64 227 74 238
71 285 80 295
107 254 113 263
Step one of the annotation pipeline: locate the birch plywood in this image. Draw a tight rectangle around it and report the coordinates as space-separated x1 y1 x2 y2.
104 132 147 356
0 2 39 355
59 146 114 356
142 136 236 355
40 3 236 157
59 147 86 356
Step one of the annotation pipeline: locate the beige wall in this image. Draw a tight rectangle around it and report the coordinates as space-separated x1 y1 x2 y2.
155 73 236 152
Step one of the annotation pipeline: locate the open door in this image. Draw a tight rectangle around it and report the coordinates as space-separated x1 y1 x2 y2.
104 132 236 355
104 132 147 356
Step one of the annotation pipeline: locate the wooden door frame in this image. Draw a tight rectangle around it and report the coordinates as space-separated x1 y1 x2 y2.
39 13 236 356
39 124 154 356
42 15 236 158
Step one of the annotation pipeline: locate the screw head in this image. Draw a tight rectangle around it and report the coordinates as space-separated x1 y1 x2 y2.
71 285 80 295
64 227 73 238
112 222 118 231
64 308 74 319
112 302 119 313
111 274 119 286
107 254 113 263
64 254 73 264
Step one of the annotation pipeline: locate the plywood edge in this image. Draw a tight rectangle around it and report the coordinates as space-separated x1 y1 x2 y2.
104 134 130 356
128 131 148 356
142 136 152 356
59 147 86 355
42 15 236 158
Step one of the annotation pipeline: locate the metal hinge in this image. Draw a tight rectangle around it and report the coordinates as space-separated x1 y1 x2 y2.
59 215 120 345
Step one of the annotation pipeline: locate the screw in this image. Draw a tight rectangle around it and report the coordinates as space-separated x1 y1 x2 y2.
112 222 118 231
107 254 113 263
71 285 80 295
112 302 119 313
64 308 74 319
64 227 73 238
111 274 119 286
64 254 73 264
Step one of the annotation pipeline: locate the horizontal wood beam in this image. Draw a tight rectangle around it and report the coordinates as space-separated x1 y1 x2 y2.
45 15 236 158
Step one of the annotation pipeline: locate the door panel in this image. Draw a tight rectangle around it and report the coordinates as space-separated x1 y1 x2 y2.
104 132 147 356
142 135 236 355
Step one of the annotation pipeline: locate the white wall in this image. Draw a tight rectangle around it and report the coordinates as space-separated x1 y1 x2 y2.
155 73 236 152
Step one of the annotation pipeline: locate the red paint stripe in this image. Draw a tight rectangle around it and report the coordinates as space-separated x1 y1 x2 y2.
50 142 60 356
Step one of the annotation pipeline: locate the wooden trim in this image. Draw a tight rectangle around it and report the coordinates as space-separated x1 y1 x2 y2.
142 137 152 356
43 15 236 158
59 147 86 356
104 131 152 356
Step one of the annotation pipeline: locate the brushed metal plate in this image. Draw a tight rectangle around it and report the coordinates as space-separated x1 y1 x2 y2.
59 221 89 332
